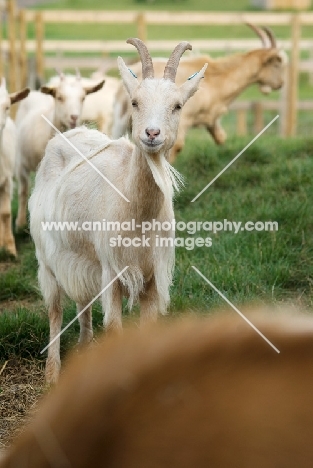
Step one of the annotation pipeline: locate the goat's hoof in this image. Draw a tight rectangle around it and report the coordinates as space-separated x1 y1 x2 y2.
214 131 227 145
15 218 28 232
5 241 17 257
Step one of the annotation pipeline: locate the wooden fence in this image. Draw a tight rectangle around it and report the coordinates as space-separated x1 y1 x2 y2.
2 1 313 137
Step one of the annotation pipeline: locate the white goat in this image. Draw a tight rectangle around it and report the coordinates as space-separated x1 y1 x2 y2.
2 310 313 468
29 38 207 384
46 73 120 135
81 75 120 135
15 72 105 229
0 78 29 256
112 23 288 162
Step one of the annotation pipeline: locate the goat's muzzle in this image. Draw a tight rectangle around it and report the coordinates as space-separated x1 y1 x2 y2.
70 114 79 129
146 127 161 140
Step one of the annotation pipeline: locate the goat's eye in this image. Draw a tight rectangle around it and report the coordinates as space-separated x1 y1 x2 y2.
131 100 138 108
174 103 182 111
57 96 64 102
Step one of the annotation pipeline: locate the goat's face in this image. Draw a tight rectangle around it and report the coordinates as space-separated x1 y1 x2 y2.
258 49 288 94
0 78 29 130
118 44 207 156
127 79 186 154
41 76 104 129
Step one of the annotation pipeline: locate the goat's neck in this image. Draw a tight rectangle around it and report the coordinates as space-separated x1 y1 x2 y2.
126 147 173 221
213 51 262 105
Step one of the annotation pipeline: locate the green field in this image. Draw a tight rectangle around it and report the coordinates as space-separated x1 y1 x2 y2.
1 132 312 360
1 0 313 359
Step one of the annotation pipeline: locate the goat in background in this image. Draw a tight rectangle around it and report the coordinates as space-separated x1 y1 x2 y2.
15 71 104 229
0 78 29 256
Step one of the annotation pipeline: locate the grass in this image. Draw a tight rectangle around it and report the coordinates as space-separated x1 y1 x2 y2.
1 0 312 360
0 134 312 360
34 0 254 12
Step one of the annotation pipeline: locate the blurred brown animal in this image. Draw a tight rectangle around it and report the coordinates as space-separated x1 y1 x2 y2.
2 310 313 468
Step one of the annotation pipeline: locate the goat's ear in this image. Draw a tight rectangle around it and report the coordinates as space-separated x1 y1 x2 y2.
40 86 57 97
10 87 30 105
117 56 138 96
178 63 207 104
262 49 282 66
84 79 105 95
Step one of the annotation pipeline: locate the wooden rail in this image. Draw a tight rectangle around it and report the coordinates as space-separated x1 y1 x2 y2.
4 2 313 137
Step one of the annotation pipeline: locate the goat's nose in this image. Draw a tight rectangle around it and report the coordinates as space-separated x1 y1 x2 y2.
145 128 160 140
70 114 79 122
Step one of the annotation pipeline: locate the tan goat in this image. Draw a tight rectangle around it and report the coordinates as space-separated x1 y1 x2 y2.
112 24 288 162
2 310 313 467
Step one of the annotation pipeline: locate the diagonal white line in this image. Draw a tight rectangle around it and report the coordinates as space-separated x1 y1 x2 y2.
40 266 129 354
192 265 280 353
41 114 130 202
191 114 279 202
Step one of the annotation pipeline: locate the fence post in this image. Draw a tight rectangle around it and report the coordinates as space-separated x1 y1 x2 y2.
0 4 3 80
309 46 313 86
252 101 264 134
137 13 147 42
236 108 247 136
279 65 289 137
35 11 45 84
19 9 28 88
286 13 300 137
7 0 17 92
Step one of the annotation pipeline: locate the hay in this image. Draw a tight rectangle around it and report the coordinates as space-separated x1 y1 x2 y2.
0 358 46 449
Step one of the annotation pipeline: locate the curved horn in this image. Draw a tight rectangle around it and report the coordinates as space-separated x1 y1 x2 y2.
126 38 154 79
163 41 192 82
245 22 268 48
55 67 65 80
262 26 277 48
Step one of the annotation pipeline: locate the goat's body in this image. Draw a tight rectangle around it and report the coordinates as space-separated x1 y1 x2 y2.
30 126 176 382
15 92 54 228
81 75 120 135
2 312 313 468
31 127 174 306
0 117 17 256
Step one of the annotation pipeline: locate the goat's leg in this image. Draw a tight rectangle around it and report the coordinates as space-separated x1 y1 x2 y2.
77 304 93 345
139 276 160 326
15 171 29 230
0 188 16 256
206 120 227 145
102 272 122 334
39 263 63 384
0 191 4 249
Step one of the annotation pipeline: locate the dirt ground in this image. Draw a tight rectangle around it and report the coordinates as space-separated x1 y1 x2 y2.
0 358 46 450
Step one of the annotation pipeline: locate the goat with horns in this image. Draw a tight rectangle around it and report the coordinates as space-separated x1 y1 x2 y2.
29 38 208 384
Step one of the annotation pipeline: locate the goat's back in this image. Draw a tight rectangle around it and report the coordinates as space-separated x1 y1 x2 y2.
2 311 313 468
